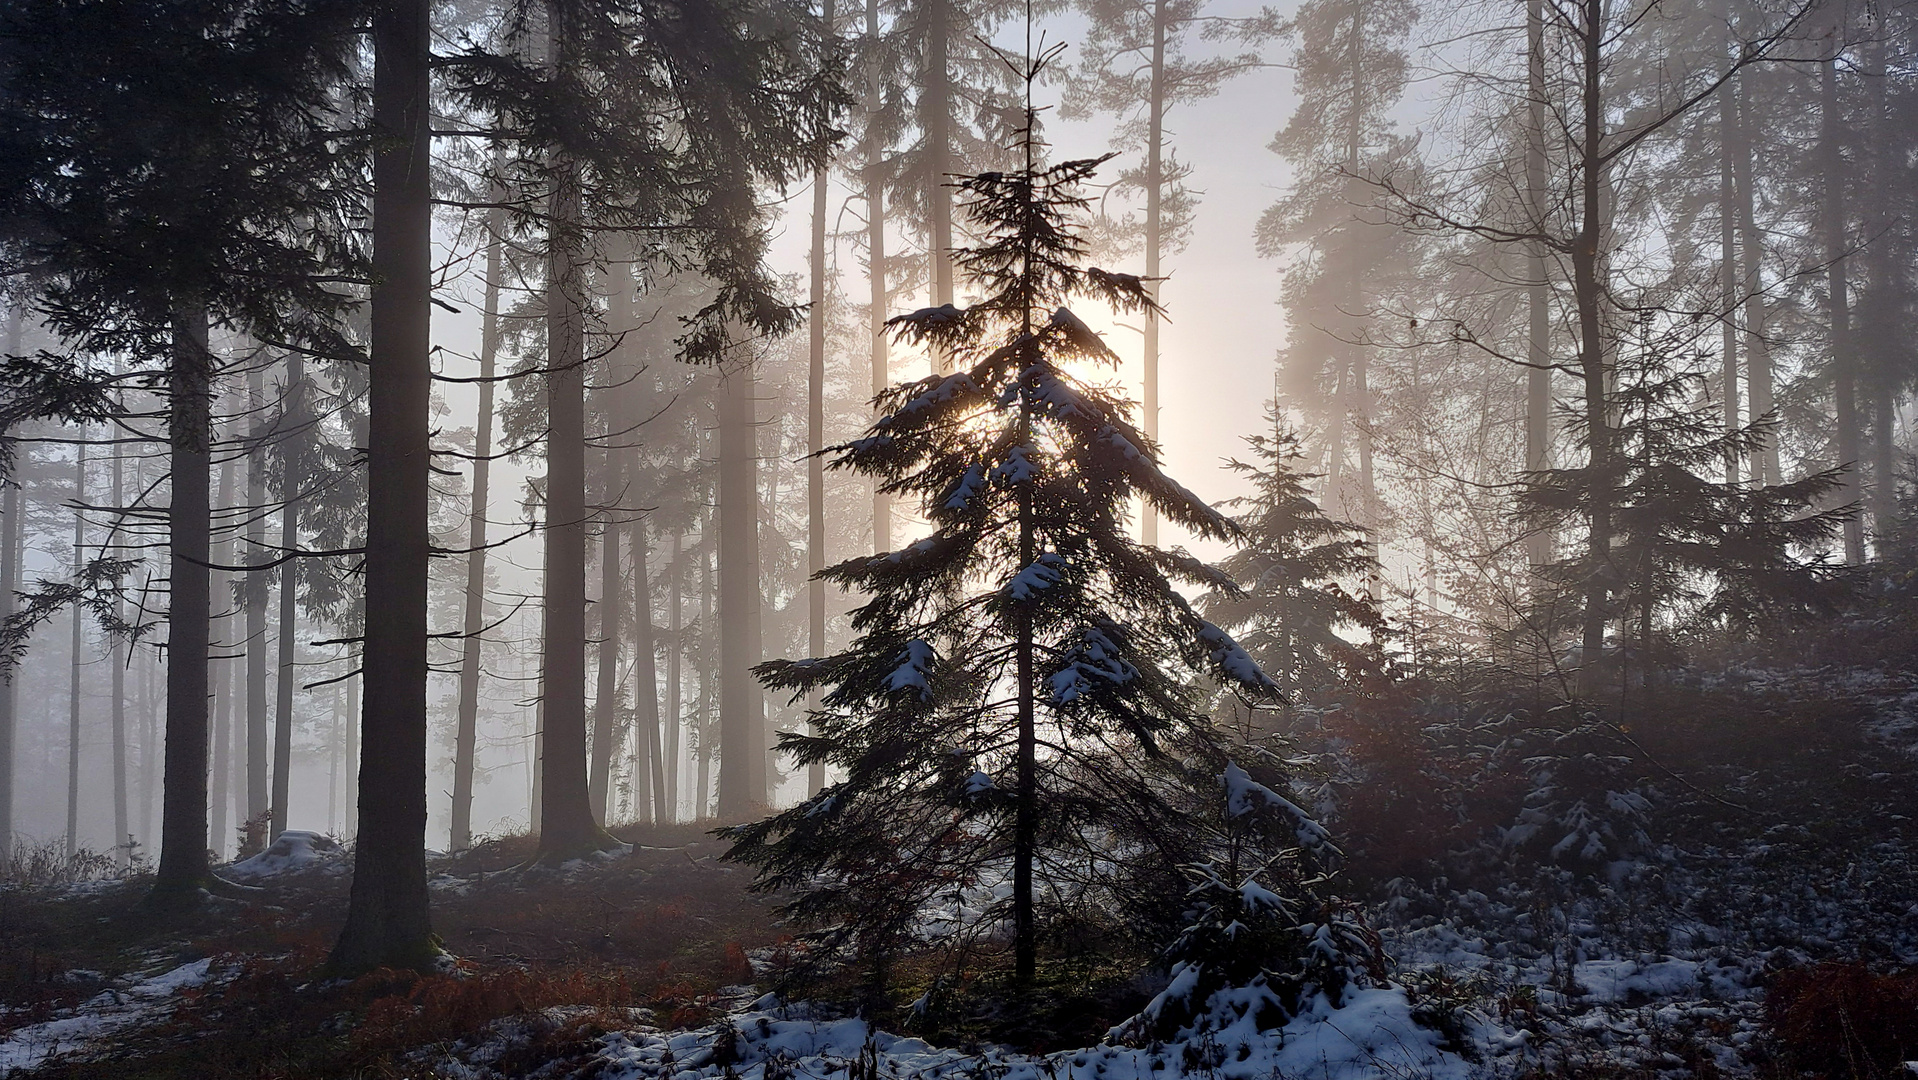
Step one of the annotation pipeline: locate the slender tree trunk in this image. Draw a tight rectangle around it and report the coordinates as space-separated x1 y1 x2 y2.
211 447 236 860
867 0 890 554
244 364 268 852
342 657 359 838
67 436 86 859
632 526 666 823
1525 0 1553 568
450 201 501 852
327 685 340 833
111 435 128 868
151 301 214 899
0 465 18 858
1141 0 1167 547
1730 74 1779 486
0 307 19 858
1573 0 1612 698
329 0 436 971
808 61 831 796
590 465 623 820
926 0 953 374
1822 45 1863 562
139 623 156 852
1864 38 1897 549
535 2 613 857
272 353 304 838
1720 50 1740 486
697 530 716 820
717 362 765 817
666 526 683 820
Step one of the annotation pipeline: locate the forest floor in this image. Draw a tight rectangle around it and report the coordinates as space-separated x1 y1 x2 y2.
0 665 1915 1079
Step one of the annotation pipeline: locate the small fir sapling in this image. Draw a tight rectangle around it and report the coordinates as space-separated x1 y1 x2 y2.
1202 412 1384 715
1112 759 1382 1044
725 38 1288 988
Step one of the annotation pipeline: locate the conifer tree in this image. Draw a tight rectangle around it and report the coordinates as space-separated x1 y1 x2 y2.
1203 412 1382 708
727 41 1280 987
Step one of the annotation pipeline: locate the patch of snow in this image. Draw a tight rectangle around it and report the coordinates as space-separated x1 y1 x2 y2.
1196 621 1279 694
887 640 936 700
224 830 344 881
0 958 217 1073
1003 553 1064 601
448 988 1470 1080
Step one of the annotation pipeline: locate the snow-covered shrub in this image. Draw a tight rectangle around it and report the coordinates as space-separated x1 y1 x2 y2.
1497 713 1654 868
1111 760 1381 1044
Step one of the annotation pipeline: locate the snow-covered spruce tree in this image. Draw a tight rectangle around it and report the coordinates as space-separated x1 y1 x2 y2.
1112 761 1381 1044
1203 410 1383 720
725 43 1281 990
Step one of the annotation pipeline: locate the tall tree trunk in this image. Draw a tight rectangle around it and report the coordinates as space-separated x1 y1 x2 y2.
697 528 716 820
67 436 86 859
1012 298 1037 987
341 660 358 838
665 526 683 820
210 456 235 859
1719 47 1740 487
244 364 268 852
450 197 501 852
0 307 20 857
717 362 765 817
1525 0 1553 568
151 301 214 899
329 0 436 971
272 353 304 838
1141 0 1167 547
1573 0 1612 698
1730 74 1778 486
111 434 129 867
1863 37 1897 549
1822 43 1863 562
925 0 953 373
632 525 666 823
866 0 890 554
808 60 830 796
590 463 624 820
535 1 613 857
0 481 15 858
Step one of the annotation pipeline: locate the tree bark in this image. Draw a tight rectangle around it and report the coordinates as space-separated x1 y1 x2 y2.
329 0 436 972
1572 0 1613 699
1822 45 1863 562
808 58 830 795
717 361 766 817
65 435 85 859
272 352 304 838
666 526 684 819
590 462 624 820
111 432 129 867
632 524 666 822
535 0 615 857
450 196 501 852
925 0 953 373
1525 0 1554 568
151 302 214 899
244 364 268 852
1730 74 1778 486
1141 0 1167 547
210 456 235 859
0 451 18 858
866 0 890 555
1719 43 1740 487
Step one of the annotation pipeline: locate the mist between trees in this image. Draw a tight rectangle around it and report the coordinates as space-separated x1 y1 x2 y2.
0 0 1912 980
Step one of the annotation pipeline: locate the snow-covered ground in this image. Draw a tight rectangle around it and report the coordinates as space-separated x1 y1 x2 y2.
428 988 1474 1080
0 958 219 1075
